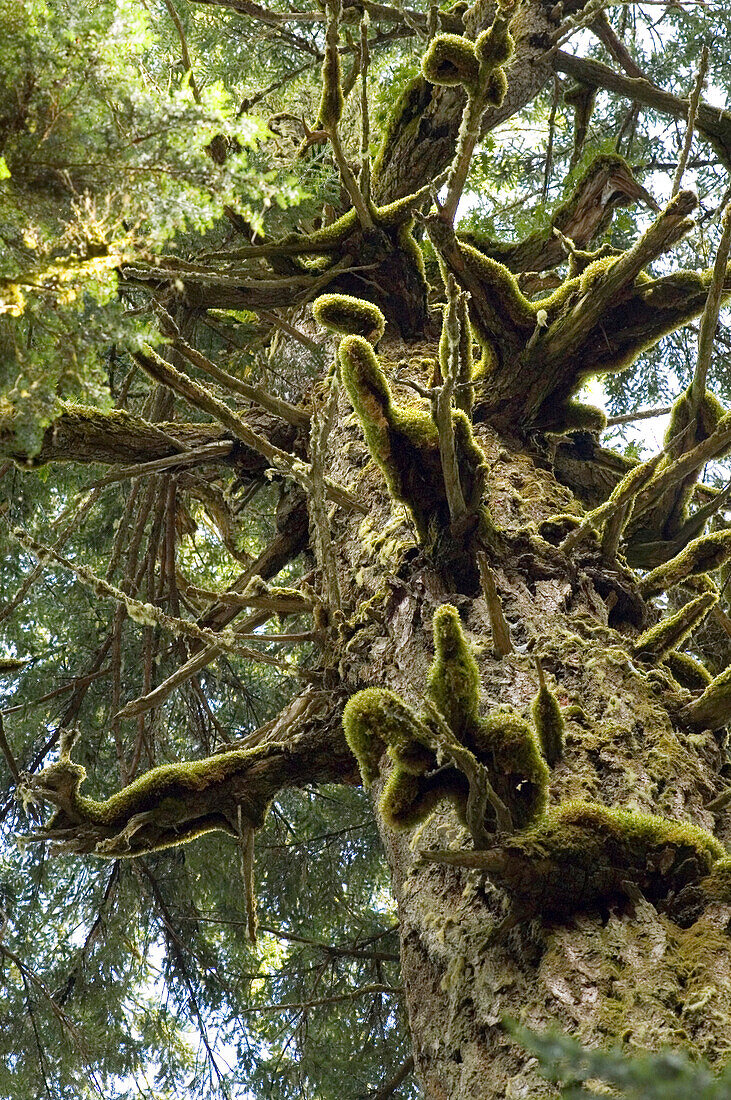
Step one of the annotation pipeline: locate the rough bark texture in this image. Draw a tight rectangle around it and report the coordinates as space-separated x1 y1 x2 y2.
323 380 731 1097
15 1 731 1093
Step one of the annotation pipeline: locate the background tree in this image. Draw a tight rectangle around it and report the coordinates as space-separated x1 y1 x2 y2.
4 0 731 1096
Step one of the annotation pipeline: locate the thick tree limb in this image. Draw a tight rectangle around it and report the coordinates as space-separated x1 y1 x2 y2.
20 692 353 856
373 0 592 202
554 51 731 168
0 403 300 478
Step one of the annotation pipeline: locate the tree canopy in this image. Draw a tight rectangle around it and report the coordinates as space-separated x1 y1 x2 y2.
4 0 731 1096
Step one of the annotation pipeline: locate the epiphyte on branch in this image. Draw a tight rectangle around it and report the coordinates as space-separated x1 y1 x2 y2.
313 293 386 343
532 665 565 767
421 33 479 89
639 530 731 597
682 662 731 729
338 335 486 540
421 800 725 924
342 686 436 785
428 603 481 740
632 591 718 661
342 604 547 833
19 739 275 857
662 650 712 692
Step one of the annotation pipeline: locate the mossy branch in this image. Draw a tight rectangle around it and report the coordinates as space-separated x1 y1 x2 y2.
633 592 717 661
133 345 367 514
682 664 731 729
560 449 664 552
639 530 731 597
539 190 697 370
691 201 731 405
420 800 725 924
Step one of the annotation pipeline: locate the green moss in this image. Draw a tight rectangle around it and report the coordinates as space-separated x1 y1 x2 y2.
633 592 718 661
339 335 486 539
684 663 731 728
371 75 427 190
535 400 607 433
532 684 566 767
317 32 344 129
342 686 435 785
458 240 537 334
663 650 712 691
421 33 479 89
312 293 385 342
665 387 725 458
483 66 508 107
428 604 481 739
641 530 731 597
480 800 725 918
380 765 468 830
472 711 549 828
42 746 274 839
475 21 514 69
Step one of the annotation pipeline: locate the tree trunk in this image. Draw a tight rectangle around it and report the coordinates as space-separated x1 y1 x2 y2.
326 400 731 1097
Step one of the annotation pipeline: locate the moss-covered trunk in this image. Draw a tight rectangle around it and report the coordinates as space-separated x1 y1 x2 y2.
325 394 731 1098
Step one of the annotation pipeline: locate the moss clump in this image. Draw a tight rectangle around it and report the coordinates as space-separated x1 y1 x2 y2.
633 591 718 661
532 683 565 767
483 66 508 107
342 686 435 785
313 294 386 342
701 857 731 903
339 335 486 540
427 801 725 922
457 240 537 347
428 604 481 739
380 765 468 830
534 400 607 434
663 650 712 691
421 33 479 89
471 712 549 828
475 21 514 69
665 387 725 458
640 530 731 597
496 800 725 917
317 26 344 129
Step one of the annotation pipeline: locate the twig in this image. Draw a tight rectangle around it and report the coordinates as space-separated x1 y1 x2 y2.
476 553 513 656
133 345 366 513
671 45 708 197
606 405 672 425
692 200 731 404
87 442 234 488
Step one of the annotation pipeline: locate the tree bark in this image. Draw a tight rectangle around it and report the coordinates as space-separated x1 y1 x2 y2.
322 387 731 1097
